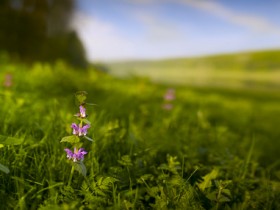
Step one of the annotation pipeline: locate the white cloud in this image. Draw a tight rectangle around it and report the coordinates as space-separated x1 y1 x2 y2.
131 11 186 42
71 10 191 61
71 12 135 61
178 0 280 35
124 0 280 34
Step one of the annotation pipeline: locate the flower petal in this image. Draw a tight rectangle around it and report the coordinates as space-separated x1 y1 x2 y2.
79 106 86 118
64 148 73 159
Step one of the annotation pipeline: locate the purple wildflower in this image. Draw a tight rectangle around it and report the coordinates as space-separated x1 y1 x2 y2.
71 123 90 136
64 148 87 162
75 105 86 118
71 123 79 135
81 124 90 135
3 73 12 87
64 148 73 159
164 88 175 101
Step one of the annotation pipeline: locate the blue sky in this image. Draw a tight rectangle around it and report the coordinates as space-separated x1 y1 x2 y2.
71 0 280 61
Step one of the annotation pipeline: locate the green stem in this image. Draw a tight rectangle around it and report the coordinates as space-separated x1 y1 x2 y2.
68 165 75 186
215 187 222 210
127 167 132 191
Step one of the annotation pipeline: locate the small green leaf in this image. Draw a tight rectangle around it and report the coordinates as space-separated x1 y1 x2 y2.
73 161 87 177
75 91 87 104
95 188 107 197
118 155 132 166
97 177 104 186
222 189 232 198
219 195 231 202
0 163 10 174
206 191 217 201
60 135 80 144
198 168 219 192
158 163 169 171
0 135 23 145
102 177 119 185
138 174 154 183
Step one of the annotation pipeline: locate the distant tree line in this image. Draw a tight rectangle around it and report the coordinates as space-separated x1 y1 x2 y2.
0 0 87 68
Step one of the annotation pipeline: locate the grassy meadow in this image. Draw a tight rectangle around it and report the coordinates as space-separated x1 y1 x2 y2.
106 50 280 90
1 51 280 209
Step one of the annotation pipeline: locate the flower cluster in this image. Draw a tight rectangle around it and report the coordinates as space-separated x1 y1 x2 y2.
71 123 90 136
64 105 90 161
61 92 93 167
64 147 87 162
75 105 86 118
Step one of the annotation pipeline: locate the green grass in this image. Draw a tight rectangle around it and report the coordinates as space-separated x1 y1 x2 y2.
0 54 280 209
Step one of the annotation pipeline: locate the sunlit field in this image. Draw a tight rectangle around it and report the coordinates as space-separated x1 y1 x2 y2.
1 52 280 209
106 50 280 90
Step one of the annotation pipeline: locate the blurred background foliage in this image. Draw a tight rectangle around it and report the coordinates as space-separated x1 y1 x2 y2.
0 0 87 68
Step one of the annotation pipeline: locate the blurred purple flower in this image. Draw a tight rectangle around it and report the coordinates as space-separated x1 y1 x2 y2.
64 147 87 162
81 124 90 135
3 73 12 87
164 88 175 101
162 88 175 110
75 105 86 118
71 123 90 136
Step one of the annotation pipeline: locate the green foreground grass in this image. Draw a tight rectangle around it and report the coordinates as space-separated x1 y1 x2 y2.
0 59 280 209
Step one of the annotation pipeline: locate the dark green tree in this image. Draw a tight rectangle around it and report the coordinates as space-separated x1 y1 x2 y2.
0 0 87 68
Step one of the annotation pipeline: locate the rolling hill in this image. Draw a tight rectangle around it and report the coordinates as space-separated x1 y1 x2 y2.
105 49 280 89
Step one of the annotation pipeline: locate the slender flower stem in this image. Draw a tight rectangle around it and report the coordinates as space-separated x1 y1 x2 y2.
68 165 75 186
